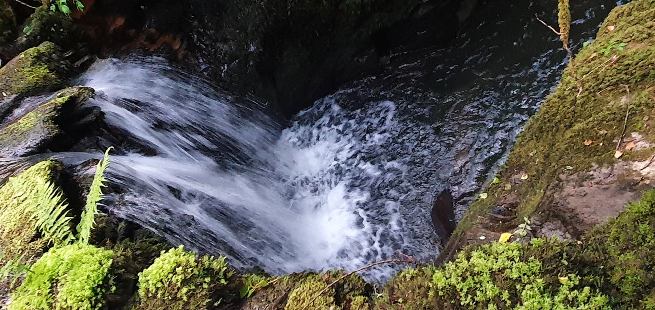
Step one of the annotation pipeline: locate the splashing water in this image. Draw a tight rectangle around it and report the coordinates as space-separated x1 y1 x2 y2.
78 58 416 279
68 0 619 281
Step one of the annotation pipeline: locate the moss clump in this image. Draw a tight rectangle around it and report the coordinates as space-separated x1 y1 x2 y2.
0 160 72 263
582 189 655 307
10 244 114 310
285 275 336 310
377 267 438 309
0 41 69 98
430 241 609 309
453 0 655 243
0 86 94 157
135 246 231 309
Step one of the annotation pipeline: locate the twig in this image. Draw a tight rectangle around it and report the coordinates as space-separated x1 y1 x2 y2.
302 257 414 309
640 153 655 171
616 86 631 151
12 0 38 9
535 14 560 35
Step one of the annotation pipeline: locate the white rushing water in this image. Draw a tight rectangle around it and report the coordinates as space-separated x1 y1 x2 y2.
79 57 420 280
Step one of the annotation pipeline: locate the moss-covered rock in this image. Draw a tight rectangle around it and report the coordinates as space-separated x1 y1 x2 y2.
0 0 15 45
241 271 369 310
9 243 114 310
0 86 94 157
447 0 655 258
0 41 70 102
135 246 232 309
0 160 72 263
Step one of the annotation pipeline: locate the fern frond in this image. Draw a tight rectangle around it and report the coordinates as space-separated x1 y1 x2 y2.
77 147 113 244
32 182 75 246
0 161 76 256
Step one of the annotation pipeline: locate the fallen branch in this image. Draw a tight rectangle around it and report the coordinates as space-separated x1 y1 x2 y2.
616 86 631 152
535 15 560 36
12 0 38 9
302 256 414 309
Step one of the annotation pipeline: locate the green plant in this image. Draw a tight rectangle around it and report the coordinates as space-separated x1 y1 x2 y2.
240 274 270 298
136 246 231 309
77 147 112 244
49 0 84 15
0 161 74 260
430 242 609 308
10 244 113 310
599 40 627 56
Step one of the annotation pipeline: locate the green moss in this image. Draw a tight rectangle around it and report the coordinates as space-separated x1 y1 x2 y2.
135 246 231 309
429 241 609 308
0 160 71 263
284 275 337 310
0 41 68 98
0 86 94 157
377 267 437 309
453 0 655 243
350 295 370 310
10 244 114 310
582 189 655 306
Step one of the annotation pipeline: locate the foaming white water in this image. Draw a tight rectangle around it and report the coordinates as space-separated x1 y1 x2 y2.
79 57 409 279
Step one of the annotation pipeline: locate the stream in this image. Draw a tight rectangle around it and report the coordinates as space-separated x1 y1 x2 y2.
62 0 621 281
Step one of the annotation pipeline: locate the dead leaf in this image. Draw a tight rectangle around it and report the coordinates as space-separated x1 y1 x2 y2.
583 139 593 146
614 150 624 159
499 232 512 243
607 25 616 32
504 183 512 191
625 141 637 151
598 130 608 135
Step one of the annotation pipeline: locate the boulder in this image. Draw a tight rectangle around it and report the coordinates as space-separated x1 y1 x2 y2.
0 41 70 105
0 86 94 157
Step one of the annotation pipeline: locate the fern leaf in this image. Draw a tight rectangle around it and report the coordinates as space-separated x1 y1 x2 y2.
77 147 113 244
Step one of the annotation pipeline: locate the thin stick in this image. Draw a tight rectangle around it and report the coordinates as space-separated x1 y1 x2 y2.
641 153 655 171
302 257 414 309
616 86 631 151
535 14 561 35
12 0 38 9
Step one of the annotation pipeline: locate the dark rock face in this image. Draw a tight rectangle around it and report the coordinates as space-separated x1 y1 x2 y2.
431 189 457 242
0 0 16 46
187 0 465 116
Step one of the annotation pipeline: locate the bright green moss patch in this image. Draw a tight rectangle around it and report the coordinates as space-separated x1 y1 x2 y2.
453 0 655 241
0 41 68 98
430 241 609 309
285 275 336 310
0 160 73 262
135 246 231 309
10 244 113 310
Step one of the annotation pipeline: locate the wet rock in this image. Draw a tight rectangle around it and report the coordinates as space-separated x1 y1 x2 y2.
187 0 464 116
0 0 16 46
430 189 457 241
0 86 95 157
0 41 70 109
